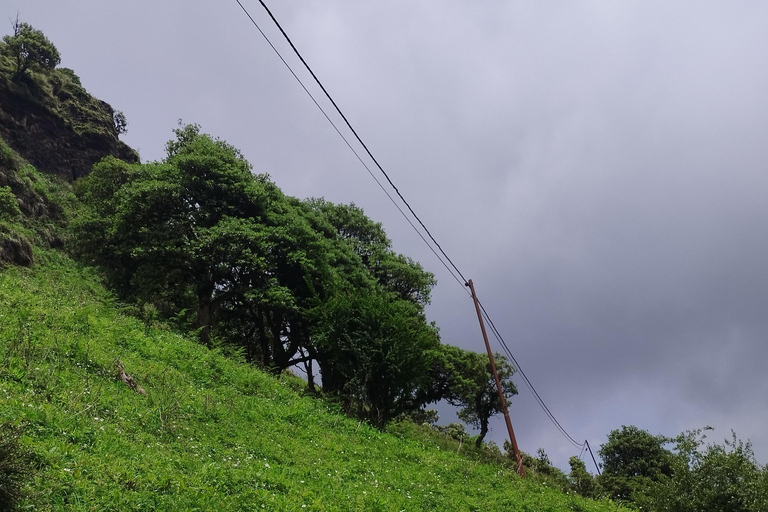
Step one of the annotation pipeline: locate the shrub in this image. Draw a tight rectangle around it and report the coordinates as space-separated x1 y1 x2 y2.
0 424 32 511
0 186 21 220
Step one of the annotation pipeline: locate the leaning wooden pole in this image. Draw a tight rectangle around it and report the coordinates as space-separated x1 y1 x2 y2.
466 279 525 477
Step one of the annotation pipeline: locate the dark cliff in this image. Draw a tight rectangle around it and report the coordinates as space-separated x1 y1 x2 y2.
0 51 138 182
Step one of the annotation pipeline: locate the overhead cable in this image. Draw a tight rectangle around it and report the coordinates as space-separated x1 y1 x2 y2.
234 0 589 458
478 298 585 449
233 0 469 291
249 0 470 289
586 440 602 475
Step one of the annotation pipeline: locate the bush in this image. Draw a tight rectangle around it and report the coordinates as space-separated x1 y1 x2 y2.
0 186 21 220
0 424 32 511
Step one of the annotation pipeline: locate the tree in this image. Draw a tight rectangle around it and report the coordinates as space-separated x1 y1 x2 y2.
312 288 441 426
649 428 768 512
305 199 436 308
2 17 61 81
569 456 601 499
438 345 518 447
598 425 673 504
74 124 285 346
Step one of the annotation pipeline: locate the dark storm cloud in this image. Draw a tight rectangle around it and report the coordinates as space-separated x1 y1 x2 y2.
10 0 768 468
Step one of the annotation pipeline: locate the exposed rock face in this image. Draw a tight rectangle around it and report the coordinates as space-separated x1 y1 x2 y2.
0 59 138 181
0 233 33 267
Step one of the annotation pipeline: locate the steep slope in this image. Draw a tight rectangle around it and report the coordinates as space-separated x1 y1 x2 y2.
0 250 626 511
0 136 69 267
0 52 137 181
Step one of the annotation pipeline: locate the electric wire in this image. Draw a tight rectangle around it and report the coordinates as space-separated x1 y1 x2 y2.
251 0 470 289
586 440 602 475
478 298 585 449
234 0 591 461
233 0 468 291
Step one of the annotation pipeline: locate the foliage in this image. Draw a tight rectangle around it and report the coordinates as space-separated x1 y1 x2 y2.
0 424 32 511
648 428 768 512
74 126 447 426
312 289 441 426
2 18 60 81
0 186 21 220
0 250 629 511
597 425 673 504
305 198 435 308
437 344 517 447
0 137 72 268
435 422 471 443
73 125 288 347
569 456 601 499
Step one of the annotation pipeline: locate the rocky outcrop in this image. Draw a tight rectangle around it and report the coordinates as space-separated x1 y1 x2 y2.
0 59 138 181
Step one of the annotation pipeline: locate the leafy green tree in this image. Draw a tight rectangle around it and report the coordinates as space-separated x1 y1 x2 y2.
305 199 436 308
438 345 517 447
74 124 287 346
598 425 673 504
312 288 441 426
569 456 601 499
649 428 768 512
2 18 61 81
303 198 443 404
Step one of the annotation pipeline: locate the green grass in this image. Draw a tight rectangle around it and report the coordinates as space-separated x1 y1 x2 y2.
0 250 627 511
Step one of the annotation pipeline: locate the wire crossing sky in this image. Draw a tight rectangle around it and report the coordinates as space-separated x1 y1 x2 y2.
236 0 589 456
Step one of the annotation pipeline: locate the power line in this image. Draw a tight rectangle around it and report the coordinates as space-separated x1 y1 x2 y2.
233 0 468 292
586 440 602 475
234 0 588 458
477 297 585 450
250 0 470 289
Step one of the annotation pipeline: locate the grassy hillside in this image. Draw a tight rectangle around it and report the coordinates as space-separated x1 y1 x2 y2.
0 249 625 511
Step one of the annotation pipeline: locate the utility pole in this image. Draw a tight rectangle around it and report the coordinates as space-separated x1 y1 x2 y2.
466 279 525 477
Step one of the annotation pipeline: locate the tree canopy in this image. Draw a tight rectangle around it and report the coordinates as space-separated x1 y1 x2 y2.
598 425 673 503
2 18 60 81
437 344 518 447
73 124 498 428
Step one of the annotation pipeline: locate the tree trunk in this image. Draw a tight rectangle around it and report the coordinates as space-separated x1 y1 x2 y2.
197 296 212 347
476 417 489 448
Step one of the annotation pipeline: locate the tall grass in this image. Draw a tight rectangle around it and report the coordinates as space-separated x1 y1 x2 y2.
0 250 625 511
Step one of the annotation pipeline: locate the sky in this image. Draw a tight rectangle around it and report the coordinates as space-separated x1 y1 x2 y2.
7 1 768 471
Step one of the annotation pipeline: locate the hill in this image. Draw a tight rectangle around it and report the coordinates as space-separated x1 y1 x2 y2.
0 44 137 181
0 248 624 511
0 20 629 511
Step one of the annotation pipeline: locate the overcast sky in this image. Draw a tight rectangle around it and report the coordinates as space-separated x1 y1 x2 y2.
9 1 768 470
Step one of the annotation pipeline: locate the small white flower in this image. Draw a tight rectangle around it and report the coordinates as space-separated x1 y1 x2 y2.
265 463 270 468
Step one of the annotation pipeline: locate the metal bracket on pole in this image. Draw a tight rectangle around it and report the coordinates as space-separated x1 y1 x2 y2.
466 279 525 477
